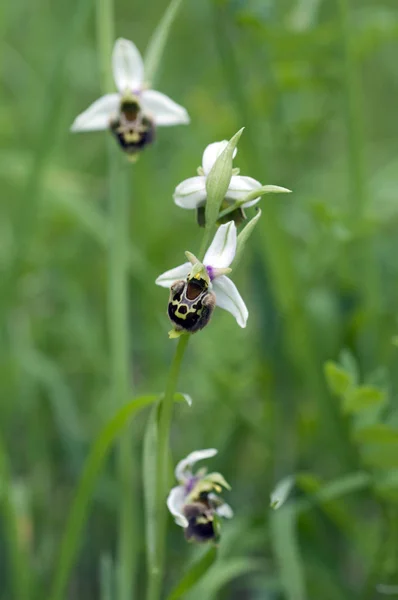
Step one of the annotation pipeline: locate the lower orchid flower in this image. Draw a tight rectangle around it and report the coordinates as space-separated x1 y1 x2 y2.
167 449 233 543
155 221 248 335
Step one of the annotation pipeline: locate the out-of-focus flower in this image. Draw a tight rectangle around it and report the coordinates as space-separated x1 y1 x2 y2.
156 221 248 334
167 448 232 543
71 38 189 155
174 140 290 226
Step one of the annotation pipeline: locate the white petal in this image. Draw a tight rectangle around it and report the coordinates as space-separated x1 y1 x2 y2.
175 448 218 483
213 275 248 328
141 90 189 126
70 94 120 132
174 176 207 209
167 485 188 527
202 141 237 176
226 176 263 207
155 262 191 288
204 222 237 269
112 38 144 93
216 502 234 519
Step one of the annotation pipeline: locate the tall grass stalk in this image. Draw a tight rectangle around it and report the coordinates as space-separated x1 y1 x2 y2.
96 1 137 598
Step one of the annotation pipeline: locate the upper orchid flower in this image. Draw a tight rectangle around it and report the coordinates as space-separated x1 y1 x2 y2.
167 448 233 543
71 38 189 155
173 140 290 226
156 221 248 333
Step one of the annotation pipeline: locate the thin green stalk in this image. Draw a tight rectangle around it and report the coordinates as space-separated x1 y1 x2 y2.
337 0 380 358
96 1 136 599
147 334 190 600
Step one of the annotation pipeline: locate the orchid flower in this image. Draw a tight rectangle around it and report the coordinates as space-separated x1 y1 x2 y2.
167 448 232 542
173 140 290 225
71 38 189 153
156 221 248 330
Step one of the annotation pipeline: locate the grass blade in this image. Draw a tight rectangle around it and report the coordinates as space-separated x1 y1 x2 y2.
49 395 158 600
166 547 217 600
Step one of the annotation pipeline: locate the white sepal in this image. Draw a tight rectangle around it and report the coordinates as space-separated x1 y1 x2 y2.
70 94 119 132
204 221 237 269
173 176 207 209
227 175 263 207
212 275 248 328
175 448 218 483
155 262 191 288
167 485 188 527
112 38 144 93
202 141 237 176
141 90 190 126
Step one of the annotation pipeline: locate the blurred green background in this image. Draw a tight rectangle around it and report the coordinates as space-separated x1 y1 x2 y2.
2 0 398 598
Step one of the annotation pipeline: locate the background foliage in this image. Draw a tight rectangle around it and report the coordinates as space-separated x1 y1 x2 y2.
2 0 398 597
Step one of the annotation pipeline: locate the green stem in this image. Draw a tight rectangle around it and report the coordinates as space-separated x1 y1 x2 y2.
96 2 136 599
147 334 190 600
337 0 380 359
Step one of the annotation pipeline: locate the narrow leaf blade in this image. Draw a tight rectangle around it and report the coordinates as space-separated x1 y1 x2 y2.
166 547 217 600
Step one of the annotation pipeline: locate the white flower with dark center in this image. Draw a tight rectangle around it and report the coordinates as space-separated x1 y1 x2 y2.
156 221 248 329
71 38 189 143
174 141 290 222
167 448 233 542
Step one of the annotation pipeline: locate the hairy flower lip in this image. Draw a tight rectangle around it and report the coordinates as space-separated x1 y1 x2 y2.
156 222 248 328
71 37 190 133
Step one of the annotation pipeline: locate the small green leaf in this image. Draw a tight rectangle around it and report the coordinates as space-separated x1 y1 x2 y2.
241 184 291 206
166 547 217 600
232 209 262 270
353 423 398 444
324 361 353 397
339 349 359 385
270 475 295 510
144 0 185 85
173 392 193 407
343 385 386 414
205 128 244 231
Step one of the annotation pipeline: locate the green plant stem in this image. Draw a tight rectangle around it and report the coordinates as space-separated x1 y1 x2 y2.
147 334 190 600
337 0 380 358
96 1 136 599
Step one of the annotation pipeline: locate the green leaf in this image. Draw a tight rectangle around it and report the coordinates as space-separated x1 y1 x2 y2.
144 0 185 85
270 475 295 510
205 128 244 231
339 349 359 385
49 395 159 600
353 423 398 444
166 547 217 600
270 505 306 600
295 471 371 514
343 385 386 414
240 184 291 206
232 209 262 270
173 392 193 407
324 360 353 397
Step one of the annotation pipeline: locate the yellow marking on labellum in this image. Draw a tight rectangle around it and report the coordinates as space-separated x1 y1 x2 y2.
194 273 201 280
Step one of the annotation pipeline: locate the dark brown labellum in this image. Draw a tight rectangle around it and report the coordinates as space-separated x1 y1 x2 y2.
110 98 155 156
183 501 219 543
168 278 216 333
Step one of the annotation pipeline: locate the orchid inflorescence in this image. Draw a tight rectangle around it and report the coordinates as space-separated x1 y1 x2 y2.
71 34 291 546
